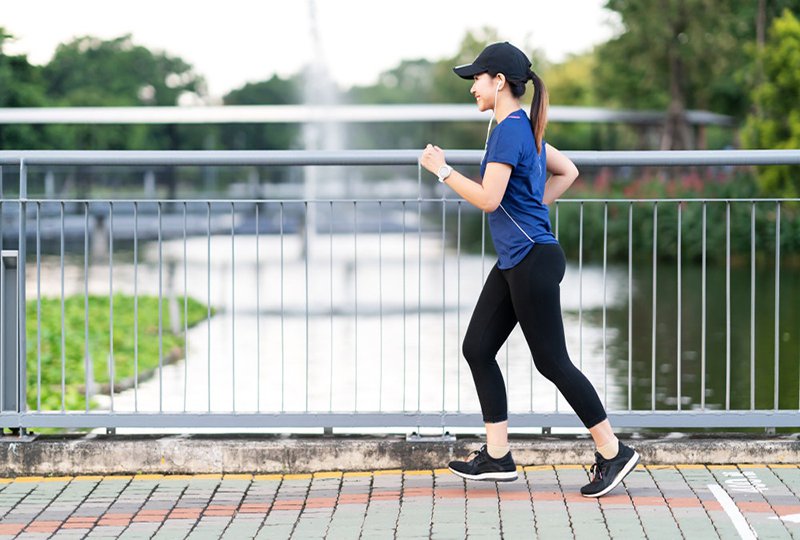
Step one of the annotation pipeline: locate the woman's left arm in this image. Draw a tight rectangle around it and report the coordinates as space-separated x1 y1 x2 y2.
419 144 510 213
543 143 579 205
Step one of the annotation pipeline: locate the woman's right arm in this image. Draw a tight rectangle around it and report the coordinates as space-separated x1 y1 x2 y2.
543 143 579 205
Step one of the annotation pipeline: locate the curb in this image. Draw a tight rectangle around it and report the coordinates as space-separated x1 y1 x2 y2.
0 434 798 476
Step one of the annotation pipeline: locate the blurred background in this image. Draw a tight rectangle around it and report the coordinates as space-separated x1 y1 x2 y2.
2 1 799 191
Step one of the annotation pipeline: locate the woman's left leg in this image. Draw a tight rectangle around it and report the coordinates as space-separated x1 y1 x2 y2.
504 245 608 430
505 244 639 497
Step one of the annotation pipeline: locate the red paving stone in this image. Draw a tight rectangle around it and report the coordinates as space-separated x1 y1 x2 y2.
499 490 532 501
27 520 62 527
736 501 774 513
702 500 724 512
371 493 401 500
564 493 599 503
466 489 497 499
435 488 465 498
24 525 59 533
203 509 236 516
304 497 338 508
132 515 165 522
631 496 666 506
599 494 632 505
772 505 800 515
666 497 703 507
238 503 271 513
169 508 204 517
97 518 131 526
403 487 433 497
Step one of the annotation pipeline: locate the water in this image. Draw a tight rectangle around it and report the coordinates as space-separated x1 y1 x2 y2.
27 229 798 419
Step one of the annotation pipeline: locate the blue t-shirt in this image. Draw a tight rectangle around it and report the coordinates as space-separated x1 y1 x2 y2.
480 109 558 269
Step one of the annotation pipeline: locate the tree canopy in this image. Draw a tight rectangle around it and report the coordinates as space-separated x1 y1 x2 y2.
742 9 800 196
593 0 800 149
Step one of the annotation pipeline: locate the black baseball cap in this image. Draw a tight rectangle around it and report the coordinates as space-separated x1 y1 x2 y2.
453 42 532 81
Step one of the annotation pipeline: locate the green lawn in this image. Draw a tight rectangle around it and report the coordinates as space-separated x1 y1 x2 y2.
25 294 212 411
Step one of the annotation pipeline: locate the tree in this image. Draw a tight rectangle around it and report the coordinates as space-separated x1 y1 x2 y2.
595 0 800 149
0 28 50 149
221 75 301 150
741 9 800 197
42 34 207 151
44 34 204 107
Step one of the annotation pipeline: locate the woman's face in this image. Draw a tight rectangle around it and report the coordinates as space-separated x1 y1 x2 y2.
470 72 501 112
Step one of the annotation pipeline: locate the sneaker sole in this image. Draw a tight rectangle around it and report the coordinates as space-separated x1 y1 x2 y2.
448 467 518 482
582 451 640 498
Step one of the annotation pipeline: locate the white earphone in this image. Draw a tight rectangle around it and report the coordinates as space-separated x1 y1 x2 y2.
484 78 502 149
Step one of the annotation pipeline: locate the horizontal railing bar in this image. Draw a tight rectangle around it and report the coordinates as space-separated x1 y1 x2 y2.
0 149 799 167
0 104 734 126
2 412 799 429
9 197 800 204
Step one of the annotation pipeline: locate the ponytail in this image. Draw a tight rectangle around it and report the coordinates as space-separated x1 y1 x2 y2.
492 66 549 153
528 70 548 154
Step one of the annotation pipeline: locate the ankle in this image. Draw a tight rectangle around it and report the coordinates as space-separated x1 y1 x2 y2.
486 443 510 459
597 437 619 460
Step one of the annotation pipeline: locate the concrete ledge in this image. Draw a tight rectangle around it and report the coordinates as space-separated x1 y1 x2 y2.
0 433 798 476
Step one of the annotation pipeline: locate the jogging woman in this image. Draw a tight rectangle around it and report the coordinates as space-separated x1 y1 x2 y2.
419 42 639 498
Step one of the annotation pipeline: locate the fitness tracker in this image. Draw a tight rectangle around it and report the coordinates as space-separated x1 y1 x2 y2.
437 164 453 183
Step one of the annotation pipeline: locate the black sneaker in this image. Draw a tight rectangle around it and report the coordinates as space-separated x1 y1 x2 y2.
580 442 640 498
448 444 518 482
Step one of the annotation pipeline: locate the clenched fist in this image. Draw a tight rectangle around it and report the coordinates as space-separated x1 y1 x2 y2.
419 144 446 175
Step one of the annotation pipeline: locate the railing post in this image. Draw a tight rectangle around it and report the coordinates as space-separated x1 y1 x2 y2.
1 251 18 415
18 160 27 419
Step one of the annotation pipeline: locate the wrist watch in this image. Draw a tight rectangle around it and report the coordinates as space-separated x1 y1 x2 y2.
437 164 453 183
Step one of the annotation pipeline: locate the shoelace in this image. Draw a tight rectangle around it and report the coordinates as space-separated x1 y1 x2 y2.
467 445 488 462
589 460 607 481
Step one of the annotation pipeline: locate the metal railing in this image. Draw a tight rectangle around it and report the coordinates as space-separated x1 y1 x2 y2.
1 149 799 432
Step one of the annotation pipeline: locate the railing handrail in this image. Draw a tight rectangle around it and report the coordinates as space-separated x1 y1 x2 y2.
1 149 800 167
0 104 735 126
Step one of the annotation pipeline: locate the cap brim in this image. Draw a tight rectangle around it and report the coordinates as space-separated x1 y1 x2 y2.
453 62 486 79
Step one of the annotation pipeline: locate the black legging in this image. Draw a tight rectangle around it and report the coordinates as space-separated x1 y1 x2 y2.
462 243 608 428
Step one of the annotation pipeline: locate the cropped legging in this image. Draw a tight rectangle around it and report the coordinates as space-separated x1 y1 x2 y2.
462 243 607 428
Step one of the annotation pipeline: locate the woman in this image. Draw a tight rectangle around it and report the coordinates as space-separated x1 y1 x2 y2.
419 42 639 498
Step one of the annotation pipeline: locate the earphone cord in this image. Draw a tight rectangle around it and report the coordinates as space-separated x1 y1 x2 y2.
483 80 536 245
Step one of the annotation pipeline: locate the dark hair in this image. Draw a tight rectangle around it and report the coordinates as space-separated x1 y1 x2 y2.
488 69 549 153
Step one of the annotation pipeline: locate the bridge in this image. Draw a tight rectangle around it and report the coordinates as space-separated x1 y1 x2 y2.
0 149 799 538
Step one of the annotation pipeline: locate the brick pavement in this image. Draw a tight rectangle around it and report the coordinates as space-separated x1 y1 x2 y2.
1 464 799 538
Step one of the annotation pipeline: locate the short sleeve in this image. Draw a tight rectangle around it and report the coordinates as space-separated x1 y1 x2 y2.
485 125 522 169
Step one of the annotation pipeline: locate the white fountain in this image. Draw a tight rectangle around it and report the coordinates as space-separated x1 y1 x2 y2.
301 0 346 253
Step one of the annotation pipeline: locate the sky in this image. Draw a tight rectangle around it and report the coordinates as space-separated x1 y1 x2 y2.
2 0 620 100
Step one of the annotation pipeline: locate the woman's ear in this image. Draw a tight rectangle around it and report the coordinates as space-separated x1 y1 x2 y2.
496 73 506 91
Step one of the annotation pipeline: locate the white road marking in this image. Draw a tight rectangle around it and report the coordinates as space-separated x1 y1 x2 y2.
708 483 758 540
771 513 800 524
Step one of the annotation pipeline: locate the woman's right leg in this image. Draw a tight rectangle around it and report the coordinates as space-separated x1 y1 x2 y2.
462 265 518 443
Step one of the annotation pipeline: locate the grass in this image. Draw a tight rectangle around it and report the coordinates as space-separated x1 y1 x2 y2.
25 294 212 411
